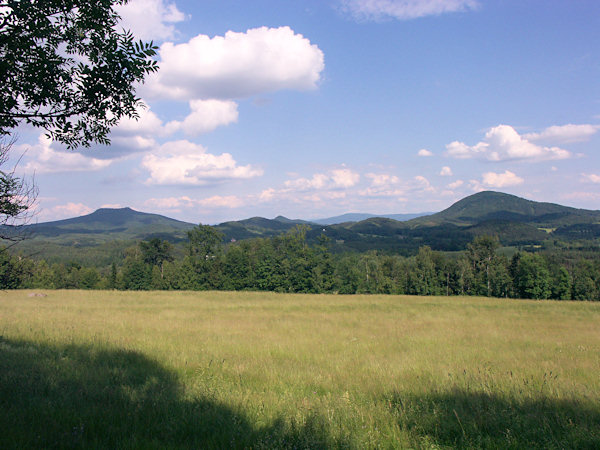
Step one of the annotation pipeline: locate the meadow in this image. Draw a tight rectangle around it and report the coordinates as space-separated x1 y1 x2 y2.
1 291 599 449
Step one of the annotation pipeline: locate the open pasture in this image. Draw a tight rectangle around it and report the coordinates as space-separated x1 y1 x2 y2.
1 291 599 448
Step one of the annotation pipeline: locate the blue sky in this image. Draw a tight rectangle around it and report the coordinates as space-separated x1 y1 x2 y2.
11 0 600 223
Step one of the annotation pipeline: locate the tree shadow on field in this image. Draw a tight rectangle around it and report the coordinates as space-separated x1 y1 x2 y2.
0 337 341 449
389 387 600 449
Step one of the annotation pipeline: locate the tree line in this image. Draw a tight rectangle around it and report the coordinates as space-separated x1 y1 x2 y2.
1 225 599 300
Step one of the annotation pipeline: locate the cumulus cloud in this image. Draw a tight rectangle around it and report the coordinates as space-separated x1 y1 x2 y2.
417 148 433 157
471 170 524 190
115 0 185 41
100 106 166 157
166 100 239 136
284 168 360 190
339 0 479 21
21 135 112 173
103 101 239 157
143 26 325 101
440 166 452 176
116 106 165 137
524 124 600 144
141 140 262 185
582 173 600 184
446 125 571 162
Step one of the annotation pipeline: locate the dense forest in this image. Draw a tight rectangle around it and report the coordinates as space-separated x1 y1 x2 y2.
2 223 599 301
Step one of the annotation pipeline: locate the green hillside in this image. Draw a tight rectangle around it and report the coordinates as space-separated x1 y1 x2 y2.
4 208 196 265
409 191 600 227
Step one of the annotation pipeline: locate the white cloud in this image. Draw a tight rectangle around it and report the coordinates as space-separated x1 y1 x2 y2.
331 168 361 188
447 179 464 189
143 26 325 101
141 140 262 185
582 173 600 184
440 166 452 176
166 100 239 136
366 173 400 187
21 135 112 173
472 170 524 189
414 175 435 192
525 124 599 144
115 106 165 137
40 202 93 221
359 173 433 197
417 148 433 157
104 101 239 157
446 125 571 162
100 106 165 157
339 0 479 21
197 195 244 208
361 173 404 197
259 188 276 202
284 168 360 190
145 195 243 210
115 0 185 41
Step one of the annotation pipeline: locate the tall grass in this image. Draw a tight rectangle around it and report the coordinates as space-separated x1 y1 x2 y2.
1 291 599 448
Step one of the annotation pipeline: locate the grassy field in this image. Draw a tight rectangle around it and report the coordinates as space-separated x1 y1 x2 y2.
1 291 599 449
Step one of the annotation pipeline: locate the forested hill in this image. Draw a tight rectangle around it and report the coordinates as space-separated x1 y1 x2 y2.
407 191 600 227
21 207 196 241
311 191 600 253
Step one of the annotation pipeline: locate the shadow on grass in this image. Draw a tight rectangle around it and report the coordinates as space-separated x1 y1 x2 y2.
390 387 600 449
0 337 341 449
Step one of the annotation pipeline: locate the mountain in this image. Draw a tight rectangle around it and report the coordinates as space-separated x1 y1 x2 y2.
313 212 431 225
315 191 600 253
408 191 600 227
17 207 196 243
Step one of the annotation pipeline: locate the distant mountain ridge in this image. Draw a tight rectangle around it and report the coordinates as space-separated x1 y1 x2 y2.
6 191 600 262
313 212 431 225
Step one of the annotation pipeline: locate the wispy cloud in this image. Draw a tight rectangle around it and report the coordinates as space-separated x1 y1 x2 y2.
339 0 479 21
581 173 600 184
524 124 599 144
